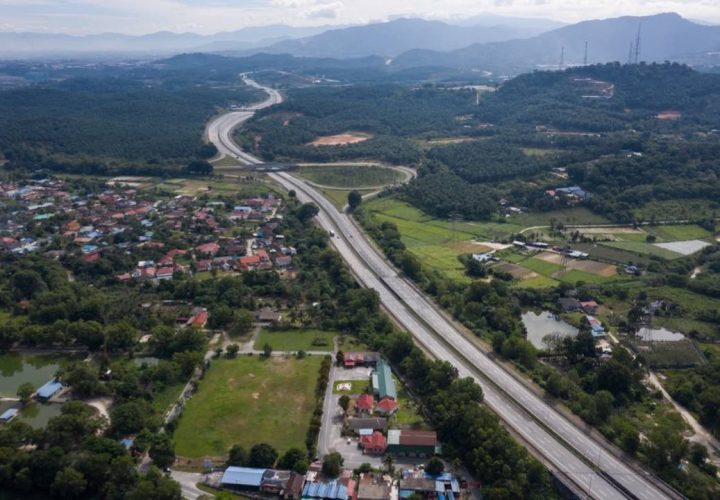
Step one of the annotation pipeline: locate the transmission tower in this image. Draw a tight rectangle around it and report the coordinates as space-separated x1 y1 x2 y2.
583 41 588 66
559 46 565 69
634 23 642 64
627 41 634 65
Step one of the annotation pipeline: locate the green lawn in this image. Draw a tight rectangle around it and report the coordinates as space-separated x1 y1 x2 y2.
298 165 403 188
392 378 428 429
600 241 682 260
512 275 560 289
175 356 323 458
651 224 712 241
319 188 374 210
254 329 336 352
333 380 369 395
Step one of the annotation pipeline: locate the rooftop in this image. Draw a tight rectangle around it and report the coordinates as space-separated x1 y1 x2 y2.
221 467 267 487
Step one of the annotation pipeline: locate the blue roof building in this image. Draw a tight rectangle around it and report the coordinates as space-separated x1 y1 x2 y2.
302 480 348 499
0 408 19 422
36 379 63 400
221 467 266 489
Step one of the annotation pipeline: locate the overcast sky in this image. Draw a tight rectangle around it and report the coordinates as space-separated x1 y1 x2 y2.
1 0 718 35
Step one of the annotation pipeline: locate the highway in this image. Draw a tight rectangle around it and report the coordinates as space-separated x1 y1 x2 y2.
206 78 679 500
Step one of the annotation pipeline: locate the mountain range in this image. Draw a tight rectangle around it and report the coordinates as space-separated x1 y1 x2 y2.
392 13 720 71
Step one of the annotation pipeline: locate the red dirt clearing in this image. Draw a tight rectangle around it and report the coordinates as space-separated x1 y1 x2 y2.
309 133 371 147
656 110 682 120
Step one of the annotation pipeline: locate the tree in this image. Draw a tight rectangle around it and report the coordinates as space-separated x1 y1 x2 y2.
348 191 362 211
279 448 307 472
382 453 394 475
288 190 297 199
425 457 444 476
593 390 615 423
322 452 344 478
297 203 319 223
51 467 87 499
105 322 137 352
63 363 103 398
336 350 345 366
229 309 255 338
186 160 213 175
16 382 34 404
248 443 278 468
227 445 248 466
225 343 240 358
338 395 351 413
149 434 176 469
263 343 273 358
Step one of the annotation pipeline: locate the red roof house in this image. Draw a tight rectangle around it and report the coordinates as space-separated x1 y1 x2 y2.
187 309 208 329
376 397 399 416
355 393 374 414
196 242 220 255
360 431 387 455
239 255 261 270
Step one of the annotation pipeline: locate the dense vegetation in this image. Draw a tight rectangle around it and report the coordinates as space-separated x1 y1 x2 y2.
0 76 261 176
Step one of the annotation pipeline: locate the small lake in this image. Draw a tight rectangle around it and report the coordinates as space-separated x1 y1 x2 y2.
0 353 77 397
636 327 685 342
17 402 64 429
133 356 159 366
522 311 579 350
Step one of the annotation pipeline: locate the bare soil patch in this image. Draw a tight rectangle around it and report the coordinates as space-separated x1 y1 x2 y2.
496 263 539 280
567 259 617 277
656 110 682 120
309 133 371 147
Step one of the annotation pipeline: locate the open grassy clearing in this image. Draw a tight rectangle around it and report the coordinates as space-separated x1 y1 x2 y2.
253 329 336 352
512 275 560 288
152 383 185 414
152 176 277 197
633 199 720 222
174 356 323 458
521 147 562 157
392 379 428 429
319 187 374 210
211 155 242 167
572 243 654 266
700 343 720 360
337 335 369 352
298 164 403 188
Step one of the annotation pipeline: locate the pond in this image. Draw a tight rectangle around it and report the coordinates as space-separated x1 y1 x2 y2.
636 327 685 342
0 353 78 397
522 311 579 350
16 402 64 429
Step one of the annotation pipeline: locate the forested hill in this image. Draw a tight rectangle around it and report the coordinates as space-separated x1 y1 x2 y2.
403 63 720 221
0 77 263 175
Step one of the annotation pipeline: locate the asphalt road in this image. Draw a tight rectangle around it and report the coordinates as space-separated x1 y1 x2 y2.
205 78 679 500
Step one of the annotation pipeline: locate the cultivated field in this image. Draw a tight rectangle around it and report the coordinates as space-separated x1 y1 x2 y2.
174 356 323 458
254 329 336 352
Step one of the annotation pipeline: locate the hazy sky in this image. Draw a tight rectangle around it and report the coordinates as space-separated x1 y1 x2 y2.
1 0 718 35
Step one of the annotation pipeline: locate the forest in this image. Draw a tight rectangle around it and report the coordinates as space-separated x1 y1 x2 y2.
0 74 262 175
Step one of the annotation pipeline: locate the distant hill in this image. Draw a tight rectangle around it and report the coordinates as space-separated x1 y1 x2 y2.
0 25 336 58
449 13 566 32
393 13 720 72
252 18 555 59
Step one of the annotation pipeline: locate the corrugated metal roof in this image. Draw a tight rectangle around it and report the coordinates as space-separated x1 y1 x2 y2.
221 467 266 487
372 359 397 400
0 408 19 421
37 380 63 399
388 429 401 445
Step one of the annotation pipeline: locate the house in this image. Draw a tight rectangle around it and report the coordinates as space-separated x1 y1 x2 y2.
360 431 387 455
187 308 209 329
261 470 292 495
195 259 212 273
221 467 267 491
387 429 438 457
355 393 374 414
348 417 388 434
580 300 599 314
196 242 220 256
375 397 399 416
256 308 282 325
156 267 174 280
585 315 606 337
399 474 436 498
275 255 292 268
239 255 261 271
283 472 306 499
343 352 380 368
558 297 581 312
370 359 397 401
472 252 497 263
36 379 63 401
357 473 392 500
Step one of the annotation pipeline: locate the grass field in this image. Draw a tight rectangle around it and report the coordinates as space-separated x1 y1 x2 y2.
152 383 185 414
174 356 323 458
512 275 560 288
633 199 720 222
298 165 403 188
320 188 374 210
254 329 336 352
393 381 427 429
600 241 682 260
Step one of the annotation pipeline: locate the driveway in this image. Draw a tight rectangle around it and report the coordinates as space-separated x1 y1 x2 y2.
171 470 210 500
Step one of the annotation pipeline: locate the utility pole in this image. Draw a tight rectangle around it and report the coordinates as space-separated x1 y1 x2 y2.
583 41 588 66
